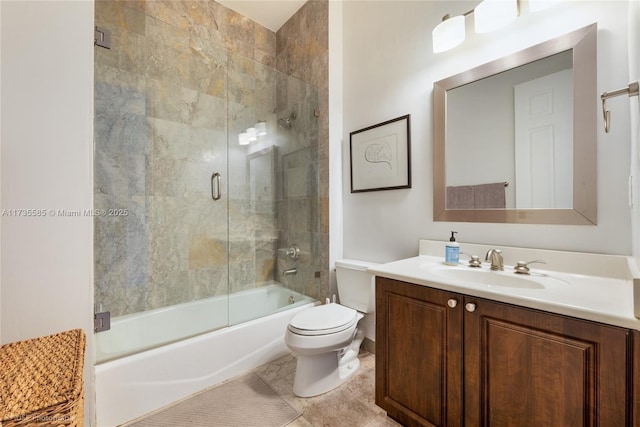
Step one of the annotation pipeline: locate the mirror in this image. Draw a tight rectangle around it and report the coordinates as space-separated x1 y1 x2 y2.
433 24 597 225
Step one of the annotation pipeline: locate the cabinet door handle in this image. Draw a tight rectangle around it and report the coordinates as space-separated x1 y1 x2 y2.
465 302 477 312
447 299 458 308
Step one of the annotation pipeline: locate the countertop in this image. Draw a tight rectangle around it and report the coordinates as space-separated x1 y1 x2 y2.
367 240 640 331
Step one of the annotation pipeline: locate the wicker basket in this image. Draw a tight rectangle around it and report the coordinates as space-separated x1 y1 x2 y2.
0 329 86 427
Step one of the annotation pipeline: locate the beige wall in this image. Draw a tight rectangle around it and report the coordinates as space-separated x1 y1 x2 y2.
1 1 95 423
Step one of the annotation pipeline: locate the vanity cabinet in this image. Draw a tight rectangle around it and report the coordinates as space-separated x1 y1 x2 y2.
375 276 630 427
634 330 640 424
375 276 464 426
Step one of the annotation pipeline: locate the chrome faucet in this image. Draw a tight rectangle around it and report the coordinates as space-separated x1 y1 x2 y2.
283 267 297 276
485 249 504 271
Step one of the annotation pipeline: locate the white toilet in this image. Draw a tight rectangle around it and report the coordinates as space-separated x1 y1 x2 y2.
285 259 378 397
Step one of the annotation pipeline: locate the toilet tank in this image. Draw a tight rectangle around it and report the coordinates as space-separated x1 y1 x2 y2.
335 259 379 313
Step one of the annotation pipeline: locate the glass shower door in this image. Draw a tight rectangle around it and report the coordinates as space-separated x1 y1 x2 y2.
93 0 231 362
226 57 320 326
94 0 320 363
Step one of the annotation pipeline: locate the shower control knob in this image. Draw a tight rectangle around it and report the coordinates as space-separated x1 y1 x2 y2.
447 299 458 308
465 303 477 313
286 245 300 260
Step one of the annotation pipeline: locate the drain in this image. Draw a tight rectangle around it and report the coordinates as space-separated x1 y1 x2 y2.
288 295 295 304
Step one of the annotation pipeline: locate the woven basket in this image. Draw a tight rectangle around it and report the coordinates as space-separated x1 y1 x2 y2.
0 329 86 427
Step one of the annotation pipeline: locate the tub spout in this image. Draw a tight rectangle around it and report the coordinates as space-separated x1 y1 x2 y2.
283 267 297 276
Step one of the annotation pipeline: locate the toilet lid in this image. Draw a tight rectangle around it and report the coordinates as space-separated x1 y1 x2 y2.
288 303 358 336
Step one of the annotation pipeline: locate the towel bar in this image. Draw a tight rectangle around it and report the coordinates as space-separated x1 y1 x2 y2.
601 81 639 133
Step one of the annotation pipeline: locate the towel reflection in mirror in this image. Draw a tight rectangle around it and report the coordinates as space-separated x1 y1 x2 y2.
446 182 506 209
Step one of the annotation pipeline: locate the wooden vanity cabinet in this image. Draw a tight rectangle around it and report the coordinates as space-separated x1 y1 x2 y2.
376 276 630 427
633 330 640 425
375 276 464 426
464 293 628 426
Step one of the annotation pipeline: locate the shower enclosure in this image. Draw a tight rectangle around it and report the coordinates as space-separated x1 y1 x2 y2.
93 1 321 363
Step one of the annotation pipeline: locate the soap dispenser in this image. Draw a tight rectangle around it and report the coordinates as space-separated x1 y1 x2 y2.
445 231 459 265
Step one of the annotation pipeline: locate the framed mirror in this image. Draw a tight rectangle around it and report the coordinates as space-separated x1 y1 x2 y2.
433 23 597 225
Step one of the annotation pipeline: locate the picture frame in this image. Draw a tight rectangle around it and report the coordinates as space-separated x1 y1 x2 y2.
349 114 411 193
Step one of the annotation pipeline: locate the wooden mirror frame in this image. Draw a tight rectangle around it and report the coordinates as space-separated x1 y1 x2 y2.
433 23 597 225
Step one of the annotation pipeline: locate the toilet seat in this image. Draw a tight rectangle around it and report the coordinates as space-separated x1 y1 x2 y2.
288 303 357 336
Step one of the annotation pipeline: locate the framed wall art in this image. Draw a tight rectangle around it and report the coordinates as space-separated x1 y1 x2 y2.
349 114 411 193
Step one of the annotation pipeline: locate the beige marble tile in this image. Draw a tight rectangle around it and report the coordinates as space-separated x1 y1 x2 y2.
266 353 396 427
364 414 404 427
189 235 227 269
129 352 390 426
114 0 146 14
96 0 146 35
188 267 228 300
188 47 227 97
304 386 379 426
145 14 189 53
144 0 190 31
96 0 329 317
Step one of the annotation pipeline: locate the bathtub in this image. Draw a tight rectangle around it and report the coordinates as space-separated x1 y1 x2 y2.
95 284 316 426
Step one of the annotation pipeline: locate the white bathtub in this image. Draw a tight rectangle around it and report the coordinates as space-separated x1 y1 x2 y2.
95 284 316 426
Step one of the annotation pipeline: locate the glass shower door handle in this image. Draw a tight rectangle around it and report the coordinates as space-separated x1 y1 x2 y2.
211 172 222 200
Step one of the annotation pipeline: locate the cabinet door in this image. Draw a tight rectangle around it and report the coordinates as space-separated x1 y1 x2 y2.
376 277 463 427
633 330 640 426
464 296 629 426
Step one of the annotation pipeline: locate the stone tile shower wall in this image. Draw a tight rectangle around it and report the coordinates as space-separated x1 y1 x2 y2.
94 0 327 317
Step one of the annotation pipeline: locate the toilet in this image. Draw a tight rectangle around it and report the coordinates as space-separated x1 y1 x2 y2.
285 259 378 397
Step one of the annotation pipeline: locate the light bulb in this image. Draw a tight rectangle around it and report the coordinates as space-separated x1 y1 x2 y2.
432 15 466 53
246 127 257 142
255 121 267 136
529 0 561 12
238 132 250 145
474 0 518 34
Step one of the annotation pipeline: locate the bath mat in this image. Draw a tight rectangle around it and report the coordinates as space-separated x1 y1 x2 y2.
127 373 301 427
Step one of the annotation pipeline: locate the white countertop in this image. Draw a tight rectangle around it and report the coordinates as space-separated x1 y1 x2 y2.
367 240 640 331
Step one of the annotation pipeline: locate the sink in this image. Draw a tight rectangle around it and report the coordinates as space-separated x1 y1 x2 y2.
422 264 548 289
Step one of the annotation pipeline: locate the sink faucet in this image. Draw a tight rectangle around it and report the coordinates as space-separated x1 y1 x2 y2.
485 249 504 271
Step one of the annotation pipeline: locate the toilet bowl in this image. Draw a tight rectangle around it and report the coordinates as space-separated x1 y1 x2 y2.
285 259 378 397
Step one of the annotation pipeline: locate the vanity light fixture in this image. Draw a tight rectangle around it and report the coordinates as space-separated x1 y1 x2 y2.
255 121 267 137
432 14 467 53
238 121 267 145
246 127 257 142
432 0 519 53
238 131 250 145
528 0 561 12
474 0 518 34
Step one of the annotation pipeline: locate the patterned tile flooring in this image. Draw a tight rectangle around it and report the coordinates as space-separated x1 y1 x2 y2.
254 352 402 427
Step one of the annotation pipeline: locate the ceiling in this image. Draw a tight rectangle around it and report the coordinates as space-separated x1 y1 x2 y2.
216 0 307 32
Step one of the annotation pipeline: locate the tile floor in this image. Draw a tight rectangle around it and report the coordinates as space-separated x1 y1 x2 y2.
254 352 402 427
128 351 401 427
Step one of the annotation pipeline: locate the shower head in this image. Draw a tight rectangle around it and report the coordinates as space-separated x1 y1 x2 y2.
277 112 297 130
277 118 292 129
